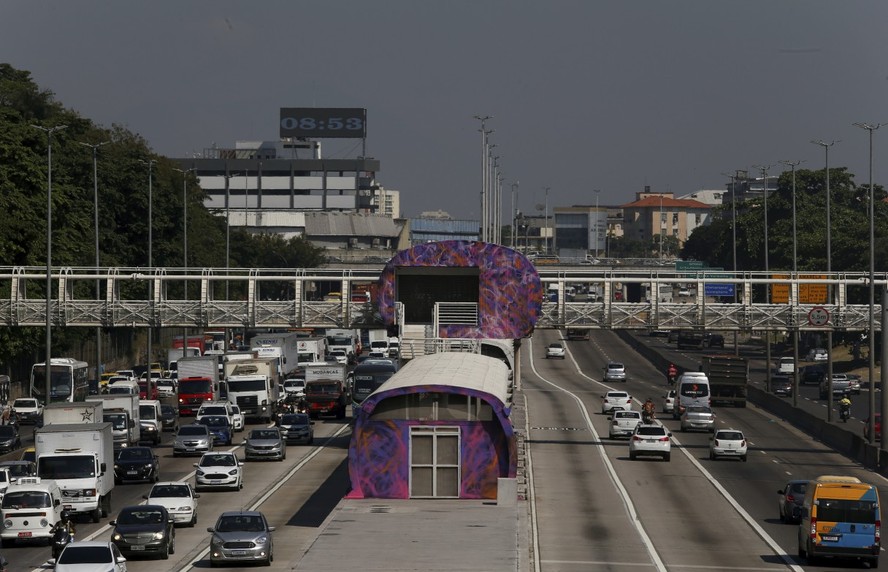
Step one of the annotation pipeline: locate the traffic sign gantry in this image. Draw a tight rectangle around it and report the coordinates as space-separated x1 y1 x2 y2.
808 306 830 326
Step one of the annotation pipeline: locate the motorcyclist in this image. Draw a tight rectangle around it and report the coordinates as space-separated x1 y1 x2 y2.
666 363 678 385
50 510 76 557
54 510 75 538
642 398 656 422
839 395 852 421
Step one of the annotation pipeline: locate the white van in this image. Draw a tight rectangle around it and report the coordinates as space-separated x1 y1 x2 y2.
107 380 139 396
673 374 711 418
139 400 163 445
0 477 63 545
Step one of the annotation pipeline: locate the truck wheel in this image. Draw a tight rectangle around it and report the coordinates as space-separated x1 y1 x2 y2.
102 493 111 517
92 507 101 523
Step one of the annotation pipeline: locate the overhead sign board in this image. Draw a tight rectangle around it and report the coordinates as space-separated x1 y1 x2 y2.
771 274 829 304
280 107 367 138
675 260 705 271
704 283 735 297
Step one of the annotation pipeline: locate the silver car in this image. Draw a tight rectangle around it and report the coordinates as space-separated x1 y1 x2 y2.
208 510 274 567
680 405 716 433
244 428 286 462
172 425 213 457
603 362 626 382
277 413 314 445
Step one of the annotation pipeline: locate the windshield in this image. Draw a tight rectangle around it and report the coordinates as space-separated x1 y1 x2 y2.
178 426 208 437
118 448 152 461
199 406 227 416
109 386 133 395
150 484 190 498
280 414 309 426
2 490 51 509
118 507 165 525
228 379 266 392
200 454 236 467
13 399 36 408
139 405 157 419
199 416 230 428
216 514 265 532
680 383 710 398
179 380 212 394
58 546 112 564
250 429 280 440
284 380 305 388
2 463 32 478
306 382 339 395
104 413 127 430
38 455 96 479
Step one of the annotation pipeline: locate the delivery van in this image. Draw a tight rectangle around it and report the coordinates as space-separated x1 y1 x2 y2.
798 475 880 567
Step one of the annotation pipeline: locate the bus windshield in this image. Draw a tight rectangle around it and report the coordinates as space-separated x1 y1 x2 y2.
351 365 397 405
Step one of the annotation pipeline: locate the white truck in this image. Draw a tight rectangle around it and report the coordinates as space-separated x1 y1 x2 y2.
87 394 140 448
42 401 103 426
177 355 221 385
35 422 114 522
296 337 329 366
167 346 201 368
225 358 282 423
250 333 301 376
368 329 389 353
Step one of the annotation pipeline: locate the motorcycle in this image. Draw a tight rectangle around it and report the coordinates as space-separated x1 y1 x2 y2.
666 374 676 387
642 409 655 424
840 403 851 423
51 522 73 559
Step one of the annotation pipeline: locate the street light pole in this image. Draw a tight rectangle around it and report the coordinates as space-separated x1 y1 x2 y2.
753 163 774 390
174 167 195 360
224 172 239 300
781 159 804 407
473 115 492 241
139 158 157 370
510 182 519 248
853 122 884 444
544 187 550 255
593 189 601 259
78 139 109 384
31 123 67 402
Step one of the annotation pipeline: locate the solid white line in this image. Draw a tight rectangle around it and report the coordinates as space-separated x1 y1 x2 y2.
523 391 543 572
527 337 669 572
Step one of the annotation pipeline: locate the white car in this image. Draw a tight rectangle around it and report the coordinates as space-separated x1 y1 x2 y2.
629 423 672 461
53 541 127 572
156 378 177 397
283 378 306 398
808 348 829 362
709 428 748 461
663 390 676 414
329 349 349 365
144 481 200 526
10 398 43 424
229 405 245 432
196 402 234 425
601 391 632 414
546 343 566 359
608 410 642 439
194 452 243 491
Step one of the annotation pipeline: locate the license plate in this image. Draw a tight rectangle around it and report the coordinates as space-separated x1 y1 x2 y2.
231 550 247 556
186 448 196 452
822 535 840 542
131 545 146 551
127 471 138 475
17 531 32 538
63 504 72 509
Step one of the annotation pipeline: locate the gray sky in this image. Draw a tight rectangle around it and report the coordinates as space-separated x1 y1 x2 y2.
4 1 888 219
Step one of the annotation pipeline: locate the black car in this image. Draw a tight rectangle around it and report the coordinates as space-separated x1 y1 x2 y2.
114 446 160 484
801 365 825 385
770 374 793 397
703 333 725 348
111 504 175 559
160 404 179 432
277 413 314 445
0 425 21 453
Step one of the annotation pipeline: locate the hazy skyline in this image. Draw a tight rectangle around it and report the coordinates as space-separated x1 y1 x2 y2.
4 1 888 220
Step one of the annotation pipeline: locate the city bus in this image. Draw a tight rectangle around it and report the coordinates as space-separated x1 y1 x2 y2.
29 358 90 404
351 359 398 415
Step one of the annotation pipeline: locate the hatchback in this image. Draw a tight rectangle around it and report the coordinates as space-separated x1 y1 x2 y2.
144 481 200 527
603 362 626 382
110 504 175 559
709 428 747 461
53 541 127 572
629 424 672 461
194 452 243 491
770 374 792 397
662 390 676 414
680 406 716 433
172 425 213 457
546 343 566 359
207 510 275 567
777 479 808 523
601 391 632 414
609 410 642 439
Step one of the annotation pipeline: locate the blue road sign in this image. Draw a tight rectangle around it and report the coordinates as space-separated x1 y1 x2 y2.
704 283 735 297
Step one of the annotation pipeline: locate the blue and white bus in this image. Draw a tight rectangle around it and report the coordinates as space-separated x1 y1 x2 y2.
30 358 90 404
350 359 398 415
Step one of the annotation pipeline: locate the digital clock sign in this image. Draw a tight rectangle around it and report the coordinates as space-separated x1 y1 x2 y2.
279 107 366 139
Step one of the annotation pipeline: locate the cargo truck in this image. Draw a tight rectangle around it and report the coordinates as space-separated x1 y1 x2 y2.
35 422 114 522
250 333 301 376
177 356 220 415
87 394 140 448
700 354 748 407
304 362 349 419
225 357 282 423
296 337 329 366
42 401 103 426
368 329 389 353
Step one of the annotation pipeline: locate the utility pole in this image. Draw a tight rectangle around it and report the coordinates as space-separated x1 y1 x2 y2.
473 115 492 241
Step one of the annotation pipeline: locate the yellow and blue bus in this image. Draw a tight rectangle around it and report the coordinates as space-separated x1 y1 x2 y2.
29 358 90 404
799 475 881 567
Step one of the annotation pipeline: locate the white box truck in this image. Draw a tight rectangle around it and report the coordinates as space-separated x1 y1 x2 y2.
226 357 282 423
177 355 220 384
250 333 301 375
35 422 114 522
87 394 140 448
296 337 329 366
368 329 389 353
42 401 103 426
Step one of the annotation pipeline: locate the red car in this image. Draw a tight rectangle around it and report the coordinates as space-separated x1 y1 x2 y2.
864 413 881 441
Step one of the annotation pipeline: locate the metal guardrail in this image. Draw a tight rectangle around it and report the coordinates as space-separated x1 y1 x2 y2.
0 266 885 332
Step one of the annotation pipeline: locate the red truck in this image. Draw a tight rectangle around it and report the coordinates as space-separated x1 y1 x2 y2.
172 334 206 356
304 379 348 419
177 377 215 415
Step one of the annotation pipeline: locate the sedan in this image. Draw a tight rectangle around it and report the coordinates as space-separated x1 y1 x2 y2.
709 428 748 461
777 479 808 523
111 504 175 559
603 362 626 382
144 481 199 527
545 343 566 359
277 413 314 445
157 379 177 398
207 510 275 567
608 410 642 439
53 541 127 571
197 415 233 446
194 452 243 491
601 391 632 414
244 428 286 461
0 425 21 454
662 390 676 414
173 425 213 457
114 446 160 484
629 424 672 461
680 406 716 433
160 404 179 432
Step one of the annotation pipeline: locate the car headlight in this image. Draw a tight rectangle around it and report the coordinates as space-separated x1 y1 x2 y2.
196 470 205 476
256 535 268 544
228 469 239 476
178 506 193 512
84 488 97 496
112 533 122 541
40 518 48 527
114 464 119 470
153 532 165 540
2 520 10 528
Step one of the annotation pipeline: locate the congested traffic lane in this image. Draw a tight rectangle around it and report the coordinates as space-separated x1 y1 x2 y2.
556 329 888 570
10 413 349 571
527 330 796 571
